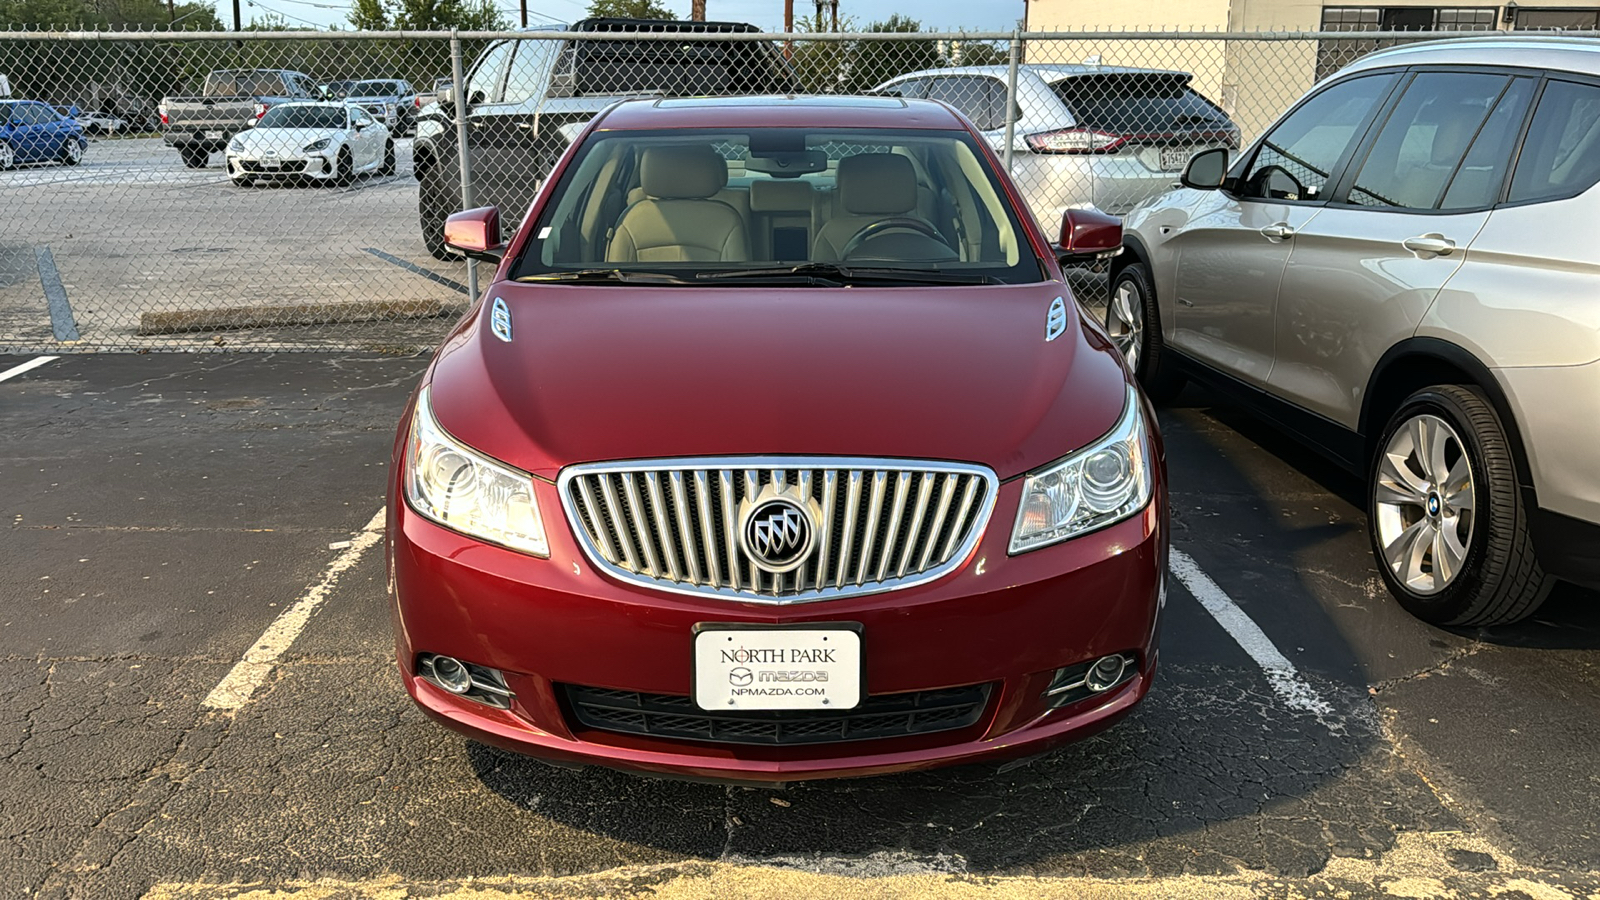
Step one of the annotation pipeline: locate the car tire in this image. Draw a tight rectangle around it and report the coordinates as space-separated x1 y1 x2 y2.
377 140 396 177
335 148 355 187
0 141 14 170
1107 262 1186 402
179 146 208 169
418 159 461 261
1368 384 1553 626
60 139 83 166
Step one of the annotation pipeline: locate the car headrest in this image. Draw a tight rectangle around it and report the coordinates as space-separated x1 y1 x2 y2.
1430 110 1479 167
838 153 917 215
639 145 729 199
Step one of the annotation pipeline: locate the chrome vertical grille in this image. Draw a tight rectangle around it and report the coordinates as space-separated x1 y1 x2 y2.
559 456 998 604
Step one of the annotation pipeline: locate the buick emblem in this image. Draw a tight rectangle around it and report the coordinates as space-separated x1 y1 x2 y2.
740 496 815 574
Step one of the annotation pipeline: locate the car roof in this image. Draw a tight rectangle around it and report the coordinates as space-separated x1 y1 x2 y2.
1342 35 1600 77
884 64 1193 82
595 95 969 131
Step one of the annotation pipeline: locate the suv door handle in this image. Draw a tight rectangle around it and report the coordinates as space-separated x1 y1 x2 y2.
1403 235 1456 256
1261 223 1295 240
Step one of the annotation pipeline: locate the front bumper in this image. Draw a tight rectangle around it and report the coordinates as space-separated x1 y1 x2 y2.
226 152 335 180
389 466 1167 783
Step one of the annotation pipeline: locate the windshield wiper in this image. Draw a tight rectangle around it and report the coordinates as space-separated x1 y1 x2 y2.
698 263 1000 285
515 268 694 285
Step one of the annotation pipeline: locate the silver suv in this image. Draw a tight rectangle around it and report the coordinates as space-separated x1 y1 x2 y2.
1116 36 1600 626
872 65 1239 229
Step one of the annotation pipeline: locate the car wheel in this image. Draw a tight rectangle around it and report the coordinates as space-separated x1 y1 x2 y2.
60 139 84 166
1369 384 1552 626
0 141 13 170
418 162 462 261
179 146 208 169
377 140 396 177
335 148 355 187
1107 262 1185 402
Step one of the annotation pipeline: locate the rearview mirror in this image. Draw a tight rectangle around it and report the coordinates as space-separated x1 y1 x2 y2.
1181 147 1229 190
444 206 506 263
1057 208 1123 265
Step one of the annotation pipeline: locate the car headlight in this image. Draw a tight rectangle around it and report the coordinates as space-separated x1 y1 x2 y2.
227 137 244 153
404 387 549 557
303 138 331 152
1009 384 1153 554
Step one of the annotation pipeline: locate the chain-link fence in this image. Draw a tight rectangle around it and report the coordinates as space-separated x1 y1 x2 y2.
0 27 1545 351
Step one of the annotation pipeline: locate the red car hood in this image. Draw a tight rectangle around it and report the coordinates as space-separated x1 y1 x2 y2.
426 281 1130 482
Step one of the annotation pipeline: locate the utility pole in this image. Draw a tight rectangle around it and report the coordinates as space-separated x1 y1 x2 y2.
829 0 836 31
232 0 241 32
519 0 527 27
167 0 175 23
691 0 704 20
783 0 793 57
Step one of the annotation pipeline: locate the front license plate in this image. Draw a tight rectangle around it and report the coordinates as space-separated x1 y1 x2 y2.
1159 147 1194 171
693 624 862 711
204 130 224 140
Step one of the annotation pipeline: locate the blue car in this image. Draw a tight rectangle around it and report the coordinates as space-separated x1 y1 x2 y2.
0 100 87 169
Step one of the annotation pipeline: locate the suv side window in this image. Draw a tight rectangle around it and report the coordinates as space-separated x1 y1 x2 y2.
505 39 559 104
1508 79 1600 204
1344 72 1516 211
878 77 927 99
469 40 516 105
1238 73 1396 202
926 75 1006 131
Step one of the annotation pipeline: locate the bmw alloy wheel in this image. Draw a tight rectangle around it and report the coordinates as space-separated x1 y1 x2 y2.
1373 413 1475 595
1106 278 1144 372
0 141 13 170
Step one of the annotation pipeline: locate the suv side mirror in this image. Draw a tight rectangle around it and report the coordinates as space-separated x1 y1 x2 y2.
444 206 506 263
1181 147 1230 190
1057 208 1123 265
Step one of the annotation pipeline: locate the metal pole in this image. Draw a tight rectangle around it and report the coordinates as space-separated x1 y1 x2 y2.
520 0 527 27
1003 27 1021 169
450 32 478 301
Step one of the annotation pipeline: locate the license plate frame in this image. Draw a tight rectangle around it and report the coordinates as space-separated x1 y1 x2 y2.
692 622 863 711
1160 146 1196 172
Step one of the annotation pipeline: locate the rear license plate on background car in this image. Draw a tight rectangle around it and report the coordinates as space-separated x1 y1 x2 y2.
1160 147 1195 171
204 130 223 140
693 624 862 711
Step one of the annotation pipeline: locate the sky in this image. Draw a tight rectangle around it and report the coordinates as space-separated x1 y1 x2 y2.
235 0 1026 34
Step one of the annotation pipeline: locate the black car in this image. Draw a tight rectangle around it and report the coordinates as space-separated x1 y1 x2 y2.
413 17 802 259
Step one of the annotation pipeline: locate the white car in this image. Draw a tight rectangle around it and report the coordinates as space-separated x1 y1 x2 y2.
225 101 393 187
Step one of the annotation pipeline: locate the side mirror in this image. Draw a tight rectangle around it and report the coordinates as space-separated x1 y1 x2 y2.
1057 208 1123 265
1181 147 1229 190
444 206 506 263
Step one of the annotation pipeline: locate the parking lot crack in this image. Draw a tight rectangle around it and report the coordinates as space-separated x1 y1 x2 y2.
1370 643 1485 694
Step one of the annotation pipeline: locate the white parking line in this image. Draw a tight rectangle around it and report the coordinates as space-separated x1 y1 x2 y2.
0 356 60 383
203 509 386 711
1170 547 1335 719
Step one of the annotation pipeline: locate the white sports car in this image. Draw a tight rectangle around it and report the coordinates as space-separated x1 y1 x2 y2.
225 101 393 187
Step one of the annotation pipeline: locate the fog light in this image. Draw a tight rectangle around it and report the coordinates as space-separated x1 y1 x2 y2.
431 655 473 694
1085 655 1127 693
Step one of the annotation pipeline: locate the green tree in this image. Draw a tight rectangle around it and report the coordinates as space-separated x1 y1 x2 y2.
346 0 389 30
585 0 677 19
951 39 1006 66
342 0 506 30
789 10 856 94
845 14 941 93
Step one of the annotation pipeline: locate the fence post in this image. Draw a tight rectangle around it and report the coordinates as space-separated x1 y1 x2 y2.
1003 27 1021 170
450 31 477 301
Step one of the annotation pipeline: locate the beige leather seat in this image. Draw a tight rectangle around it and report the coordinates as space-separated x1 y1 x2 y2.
607 146 749 263
812 153 932 261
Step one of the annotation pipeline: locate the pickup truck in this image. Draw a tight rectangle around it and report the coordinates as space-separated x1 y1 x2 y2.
414 17 801 258
341 79 418 137
160 69 318 168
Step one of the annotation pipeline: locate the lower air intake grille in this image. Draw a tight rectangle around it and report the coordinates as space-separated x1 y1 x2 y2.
562 683 993 746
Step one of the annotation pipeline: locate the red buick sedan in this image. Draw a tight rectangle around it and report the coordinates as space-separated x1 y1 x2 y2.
387 96 1168 783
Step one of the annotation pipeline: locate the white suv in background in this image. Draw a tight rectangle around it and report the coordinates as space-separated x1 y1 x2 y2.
873 64 1240 229
1115 36 1600 627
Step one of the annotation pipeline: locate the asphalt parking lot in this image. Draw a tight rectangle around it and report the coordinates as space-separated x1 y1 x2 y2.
3 351 1597 899
0 136 465 350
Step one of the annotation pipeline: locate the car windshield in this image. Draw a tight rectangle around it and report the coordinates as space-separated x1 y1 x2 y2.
514 127 1042 285
258 105 346 129
350 81 400 95
1050 72 1232 134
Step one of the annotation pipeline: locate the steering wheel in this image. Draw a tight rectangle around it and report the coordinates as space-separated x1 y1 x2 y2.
840 216 953 260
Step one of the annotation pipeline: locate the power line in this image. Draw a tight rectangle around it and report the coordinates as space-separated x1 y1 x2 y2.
244 0 331 28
